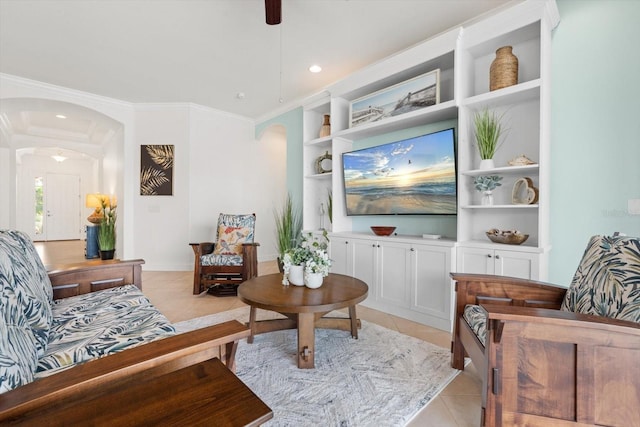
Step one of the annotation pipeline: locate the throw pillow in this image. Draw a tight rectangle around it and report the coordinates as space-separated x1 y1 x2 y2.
213 225 251 256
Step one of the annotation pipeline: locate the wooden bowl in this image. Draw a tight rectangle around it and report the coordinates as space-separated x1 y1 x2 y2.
486 229 529 245
371 226 396 236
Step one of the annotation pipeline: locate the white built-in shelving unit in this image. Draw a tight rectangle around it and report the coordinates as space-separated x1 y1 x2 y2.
301 1 559 331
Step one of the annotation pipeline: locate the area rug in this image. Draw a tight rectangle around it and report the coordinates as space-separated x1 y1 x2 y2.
174 307 461 426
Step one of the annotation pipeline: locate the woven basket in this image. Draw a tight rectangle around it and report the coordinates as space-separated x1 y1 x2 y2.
486 229 529 245
490 46 518 91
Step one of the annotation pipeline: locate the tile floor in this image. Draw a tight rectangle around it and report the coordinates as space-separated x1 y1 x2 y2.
36 240 482 426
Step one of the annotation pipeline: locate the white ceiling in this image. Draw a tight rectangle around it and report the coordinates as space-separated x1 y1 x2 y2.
0 0 513 145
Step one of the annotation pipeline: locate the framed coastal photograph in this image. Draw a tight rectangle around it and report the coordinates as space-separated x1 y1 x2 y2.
349 69 440 128
140 144 174 196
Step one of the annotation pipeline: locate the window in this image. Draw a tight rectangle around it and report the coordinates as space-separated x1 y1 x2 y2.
35 177 43 235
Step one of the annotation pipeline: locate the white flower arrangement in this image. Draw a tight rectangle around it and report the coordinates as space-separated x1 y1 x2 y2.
281 231 331 285
304 248 331 277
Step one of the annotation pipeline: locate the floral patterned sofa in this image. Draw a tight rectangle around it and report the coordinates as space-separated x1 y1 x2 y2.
0 230 176 393
451 234 640 426
0 229 253 423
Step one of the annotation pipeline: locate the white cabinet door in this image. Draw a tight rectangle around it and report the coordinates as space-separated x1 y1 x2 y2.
457 246 494 275
458 246 539 280
411 244 453 321
495 250 539 280
377 241 411 308
351 238 377 297
330 236 352 275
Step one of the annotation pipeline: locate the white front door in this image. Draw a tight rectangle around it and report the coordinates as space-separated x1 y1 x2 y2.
44 173 81 241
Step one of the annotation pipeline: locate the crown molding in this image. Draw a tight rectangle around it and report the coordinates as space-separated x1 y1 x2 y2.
0 73 134 110
1 74 255 124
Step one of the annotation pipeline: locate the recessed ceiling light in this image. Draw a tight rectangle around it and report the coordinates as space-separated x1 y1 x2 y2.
55 114 67 119
309 65 322 73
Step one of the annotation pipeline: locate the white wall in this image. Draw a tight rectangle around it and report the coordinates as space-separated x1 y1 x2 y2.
133 105 191 270
188 106 287 265
131 103 286 271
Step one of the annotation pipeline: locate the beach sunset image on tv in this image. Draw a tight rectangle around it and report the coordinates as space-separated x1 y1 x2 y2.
342 128 456 215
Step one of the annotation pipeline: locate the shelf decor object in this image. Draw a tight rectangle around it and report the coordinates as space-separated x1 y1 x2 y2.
512 177 539 204
319 114 331 138
370 226 396 236
508 154 536 166
486 229 529 245
474 109 505 169
474 175 503 205
315 151 332 174
349 69 440 128
489 46 519 91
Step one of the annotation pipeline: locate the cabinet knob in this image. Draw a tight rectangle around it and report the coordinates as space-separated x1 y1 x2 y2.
410 248 415 251
487 254 492 258
495 255 500 260
372 244 376 247
345 241 349 244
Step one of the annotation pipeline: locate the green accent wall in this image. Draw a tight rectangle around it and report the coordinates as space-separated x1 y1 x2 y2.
255 107 304 208
550 0 640 283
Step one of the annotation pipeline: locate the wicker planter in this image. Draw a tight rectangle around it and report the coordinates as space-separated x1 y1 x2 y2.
490 46 518 91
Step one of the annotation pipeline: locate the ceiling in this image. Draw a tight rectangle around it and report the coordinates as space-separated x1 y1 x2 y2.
0 0 513 147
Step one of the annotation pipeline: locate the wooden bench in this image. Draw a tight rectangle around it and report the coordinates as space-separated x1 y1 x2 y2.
0 320 273 425
0 256 272 425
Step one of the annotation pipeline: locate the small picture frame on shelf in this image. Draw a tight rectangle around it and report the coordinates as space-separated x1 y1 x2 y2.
349 69 440 128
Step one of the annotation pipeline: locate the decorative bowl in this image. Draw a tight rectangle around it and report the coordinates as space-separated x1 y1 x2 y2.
486 229 529 245
371 226 396 236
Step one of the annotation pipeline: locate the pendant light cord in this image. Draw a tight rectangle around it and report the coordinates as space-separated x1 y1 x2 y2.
279 24 283 103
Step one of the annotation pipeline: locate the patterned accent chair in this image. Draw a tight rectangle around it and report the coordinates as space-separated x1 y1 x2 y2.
450 234 640 427
190 213 259 296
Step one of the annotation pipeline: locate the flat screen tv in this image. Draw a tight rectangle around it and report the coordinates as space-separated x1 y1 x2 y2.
342 128 457 215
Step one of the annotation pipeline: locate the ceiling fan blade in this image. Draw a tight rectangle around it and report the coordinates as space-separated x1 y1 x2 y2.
265 0 281 25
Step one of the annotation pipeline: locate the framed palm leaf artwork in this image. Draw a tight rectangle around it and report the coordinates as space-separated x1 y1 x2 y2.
140 145 174 195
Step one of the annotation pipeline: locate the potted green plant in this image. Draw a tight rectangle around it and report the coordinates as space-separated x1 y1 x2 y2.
474 109 505 169
274 193 302 271
97 197 116 260
473 175 503 205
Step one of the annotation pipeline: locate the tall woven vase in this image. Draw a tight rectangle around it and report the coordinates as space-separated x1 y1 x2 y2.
319 114 331 138
490 46 518 91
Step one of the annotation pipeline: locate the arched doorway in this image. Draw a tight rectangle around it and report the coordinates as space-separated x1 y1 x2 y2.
0 98 123 246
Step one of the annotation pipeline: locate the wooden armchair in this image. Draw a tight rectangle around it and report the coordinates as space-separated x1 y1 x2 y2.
451 235 640 426
190 213 259 296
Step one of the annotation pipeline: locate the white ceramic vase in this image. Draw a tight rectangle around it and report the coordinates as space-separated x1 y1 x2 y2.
482 190 494 206
305 272 324 289
288 265 305 286
479 159 495 170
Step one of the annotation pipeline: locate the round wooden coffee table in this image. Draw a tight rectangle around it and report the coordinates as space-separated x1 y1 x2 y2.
237 273 368 369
